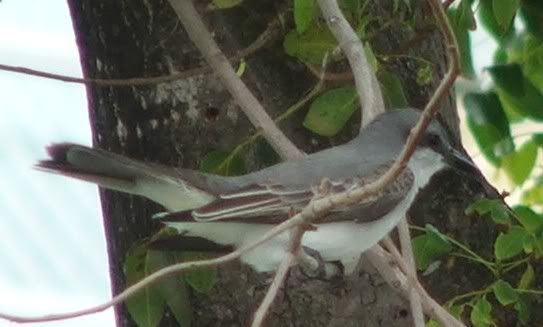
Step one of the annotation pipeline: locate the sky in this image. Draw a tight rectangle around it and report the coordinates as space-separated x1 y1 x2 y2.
0 1 113 326
0 1 524 327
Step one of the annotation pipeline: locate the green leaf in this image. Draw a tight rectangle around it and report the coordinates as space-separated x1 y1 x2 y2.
303 87 358 136
283 25 338 64
478 0 514 42
455 0 476 30
470 297 493 327
412 224 452 271
426 320 441 327
124 244 165 327
255 138 280 167
501 140 538 186
175 252 218 293
519 0 543 40
488 64 543 121
518 263 534 289
492 0 520 31
209 0 242 9
465 198 511 224
533 133 543 145
513 206 543 235
150 251 193 327
294 0 315 34
494 226 528 260
522 35 543 94
378 70 408 109
493 280 519 305
522 233 543 257
522 183 543 205
448 3 476 78
448 303 466 320
514 298 531 323
463 92 514 165
416 63 433 86
200 150 245 176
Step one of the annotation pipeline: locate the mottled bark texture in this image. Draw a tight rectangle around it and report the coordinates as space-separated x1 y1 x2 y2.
66 0 498 326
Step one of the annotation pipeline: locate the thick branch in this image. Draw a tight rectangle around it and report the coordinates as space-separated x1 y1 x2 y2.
317 0 385 127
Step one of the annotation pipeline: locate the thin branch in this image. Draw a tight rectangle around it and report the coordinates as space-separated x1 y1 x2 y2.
167 0 303 160
251 226 304 327
366 246 465 327
0 216 305 323
316 0 385 128
0 16 280 87
398 219 425 327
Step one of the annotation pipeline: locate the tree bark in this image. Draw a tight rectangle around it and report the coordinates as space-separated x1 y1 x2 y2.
66 0 498 326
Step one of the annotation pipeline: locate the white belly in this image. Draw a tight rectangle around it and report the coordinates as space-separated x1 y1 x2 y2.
166 193 410 273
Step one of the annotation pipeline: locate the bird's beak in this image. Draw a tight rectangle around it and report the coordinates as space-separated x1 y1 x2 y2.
443 146 479 174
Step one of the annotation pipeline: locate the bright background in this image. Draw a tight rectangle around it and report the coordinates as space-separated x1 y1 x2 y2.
0 1 517 326
0 1 113 326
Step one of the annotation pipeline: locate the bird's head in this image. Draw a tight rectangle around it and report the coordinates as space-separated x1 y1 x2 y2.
367 108 479 175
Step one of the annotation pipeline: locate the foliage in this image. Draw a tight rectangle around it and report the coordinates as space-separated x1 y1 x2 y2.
421 198 543 327
444 2 543 322
124 228 218 326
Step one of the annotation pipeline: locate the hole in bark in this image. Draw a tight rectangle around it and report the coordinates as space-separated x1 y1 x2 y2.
398 308 408 318
204 106 220 121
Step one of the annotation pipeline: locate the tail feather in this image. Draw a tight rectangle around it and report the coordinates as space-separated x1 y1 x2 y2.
36 143 137 192
36 143 216 211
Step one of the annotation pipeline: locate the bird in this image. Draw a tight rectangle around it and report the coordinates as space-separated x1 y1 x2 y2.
36 108 478 273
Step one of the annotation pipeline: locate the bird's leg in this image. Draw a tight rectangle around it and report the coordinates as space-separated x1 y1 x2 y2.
287 206 343 280
296 246 344 280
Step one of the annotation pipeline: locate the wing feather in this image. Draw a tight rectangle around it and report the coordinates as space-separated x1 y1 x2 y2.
158 163 414 224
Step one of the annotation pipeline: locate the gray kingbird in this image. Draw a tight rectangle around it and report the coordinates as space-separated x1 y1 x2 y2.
36 108 477 272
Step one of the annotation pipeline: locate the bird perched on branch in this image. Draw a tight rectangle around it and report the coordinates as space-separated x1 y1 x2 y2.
37 108 477 273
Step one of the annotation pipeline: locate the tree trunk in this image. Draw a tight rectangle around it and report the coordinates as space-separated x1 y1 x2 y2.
66 0 497 326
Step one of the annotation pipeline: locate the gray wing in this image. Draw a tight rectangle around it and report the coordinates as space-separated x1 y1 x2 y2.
157 163 414 224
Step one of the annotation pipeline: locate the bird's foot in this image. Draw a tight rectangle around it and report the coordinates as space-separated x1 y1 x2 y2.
296 246 344 280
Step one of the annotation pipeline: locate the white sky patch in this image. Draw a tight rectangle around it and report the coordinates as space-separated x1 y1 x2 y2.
0 1 113 327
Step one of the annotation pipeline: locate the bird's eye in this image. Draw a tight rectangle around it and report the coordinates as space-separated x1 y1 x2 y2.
427 133 440 147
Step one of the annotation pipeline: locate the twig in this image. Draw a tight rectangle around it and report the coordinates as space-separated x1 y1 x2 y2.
398 219 425 327
316 0 385 128
0 16 280 87
167 0 303 160
251 226 304 327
